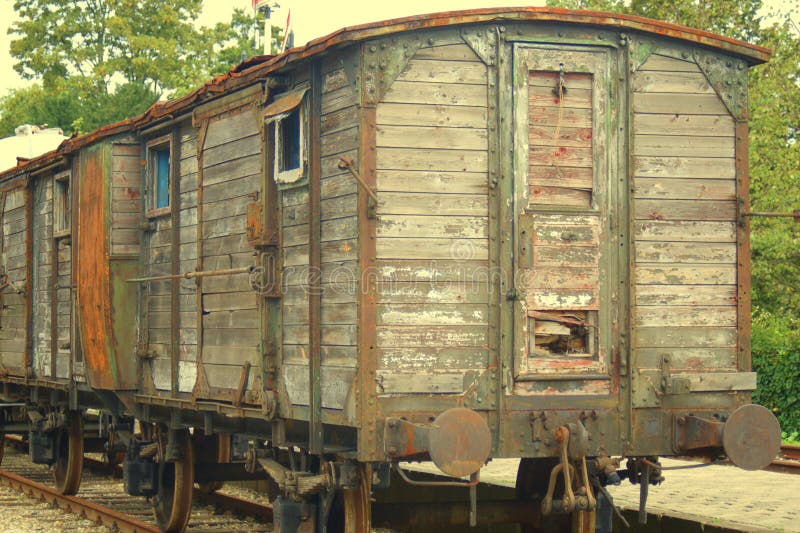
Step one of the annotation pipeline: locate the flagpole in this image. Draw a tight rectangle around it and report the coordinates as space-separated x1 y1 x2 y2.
253 0 280 55
280 9 291 53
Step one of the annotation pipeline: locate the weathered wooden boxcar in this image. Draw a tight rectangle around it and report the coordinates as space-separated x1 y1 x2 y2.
0 7 782 533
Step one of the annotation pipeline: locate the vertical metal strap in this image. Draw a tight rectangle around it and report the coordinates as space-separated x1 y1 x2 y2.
170 128 181 396
308 60 323 454
734 120 751 372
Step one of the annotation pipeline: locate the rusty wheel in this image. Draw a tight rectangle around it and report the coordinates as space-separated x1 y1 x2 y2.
52 411 84 495
343 462 371 533
195 431 230 493
153 428 194 533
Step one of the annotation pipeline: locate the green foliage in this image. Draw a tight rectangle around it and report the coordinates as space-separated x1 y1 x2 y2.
0 83 81 137
545 0 764 41
751 308 800 434
2 1 275 134
749 22 800 319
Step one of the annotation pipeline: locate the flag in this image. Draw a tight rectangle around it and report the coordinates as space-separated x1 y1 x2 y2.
280 9 291 53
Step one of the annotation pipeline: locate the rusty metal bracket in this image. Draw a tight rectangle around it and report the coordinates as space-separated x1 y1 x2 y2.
694 48 749 119
234 362 252 407
384 417 430 460
257 457 332 501
363 35 423 105
673 414 724 453
338 156 378 216
384 408 491 478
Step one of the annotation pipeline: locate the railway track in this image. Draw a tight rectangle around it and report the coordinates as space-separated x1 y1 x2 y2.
0 440 273 532
0 434 796 533
768 444 800 474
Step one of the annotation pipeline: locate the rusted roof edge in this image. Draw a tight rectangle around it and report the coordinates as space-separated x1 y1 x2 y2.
0 7 770 182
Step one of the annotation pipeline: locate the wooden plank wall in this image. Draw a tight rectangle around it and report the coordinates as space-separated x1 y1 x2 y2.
282 61 361 409
374 43 490 393
200 109 261 392
147 166 175 390
55 236 71 379
0 187 28 374
319 62 359 408
177 123 198 393
32 178 52 377
632 54 738 373
110 143 142 256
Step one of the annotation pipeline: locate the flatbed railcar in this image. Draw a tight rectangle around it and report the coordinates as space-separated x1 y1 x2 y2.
0 8 782 532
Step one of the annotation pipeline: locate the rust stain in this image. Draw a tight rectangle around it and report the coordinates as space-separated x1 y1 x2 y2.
77 145 112 390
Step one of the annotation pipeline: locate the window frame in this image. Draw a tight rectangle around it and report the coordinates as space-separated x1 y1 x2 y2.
145 135 172 218
263 87 309 186
53 170 71 237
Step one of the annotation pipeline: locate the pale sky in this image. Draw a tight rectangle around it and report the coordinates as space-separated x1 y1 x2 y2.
0 0 795 96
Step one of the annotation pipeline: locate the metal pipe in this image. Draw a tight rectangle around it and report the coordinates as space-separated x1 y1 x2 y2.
338 156 379 205
743 210 800 220
393 463 480 488
126 266 253 283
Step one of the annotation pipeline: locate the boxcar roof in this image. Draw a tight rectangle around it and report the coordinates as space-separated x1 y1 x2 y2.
0 7 770 181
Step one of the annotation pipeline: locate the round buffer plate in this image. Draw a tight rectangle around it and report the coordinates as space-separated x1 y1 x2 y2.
723 404 781 471
428 407 491 478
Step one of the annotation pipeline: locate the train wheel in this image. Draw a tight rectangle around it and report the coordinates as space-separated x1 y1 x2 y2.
153 429 194 533
342 462 371 533
52 411 83 495
195 431 230 493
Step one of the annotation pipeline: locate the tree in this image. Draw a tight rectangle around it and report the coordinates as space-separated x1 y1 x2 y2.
0 83 81 137
3 1 269 134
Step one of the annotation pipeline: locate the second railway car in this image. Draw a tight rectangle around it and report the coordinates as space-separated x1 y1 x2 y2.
0 8 782 533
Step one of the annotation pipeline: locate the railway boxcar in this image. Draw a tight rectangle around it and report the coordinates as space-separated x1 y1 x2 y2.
0 8 782 533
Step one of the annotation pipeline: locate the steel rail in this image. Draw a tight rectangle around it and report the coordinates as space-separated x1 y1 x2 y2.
2 436 275 527
0 467 161 533
781 444 800 462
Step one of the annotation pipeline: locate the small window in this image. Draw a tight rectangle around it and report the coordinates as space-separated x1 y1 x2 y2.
278 108 301 173
263 87 308 185
529 310 597 359
54 171 71 235
147 137 171 215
